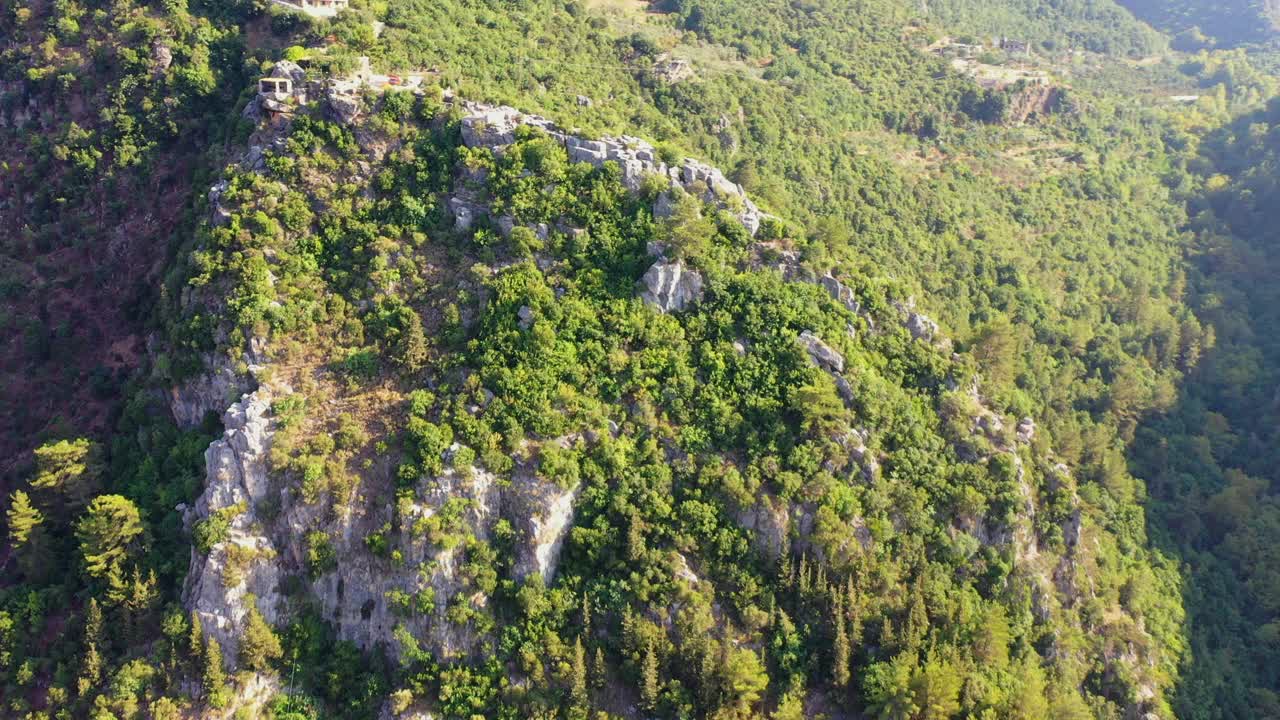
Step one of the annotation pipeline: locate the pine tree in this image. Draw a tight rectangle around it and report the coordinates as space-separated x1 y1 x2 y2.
7 490 42 545
592 646 607 690
119 567 159 645
905 577 928 652
570 636 589 709
640 640 660 712
581 592 593 638
76 494 145 581
77 599 104 696
188 611 205 673
31 438 101 510
204 637 229 708
880 616 896 651
832 593 851 689
698 643 719 710
240 599 284 671
7 490 50 581
627 511 646 563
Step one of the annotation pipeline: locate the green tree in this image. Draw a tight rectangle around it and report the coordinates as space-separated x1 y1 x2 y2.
592 647 607 689
911 656 962 720
204 637 229 708
240 599 283 671
7 489 50 580
78 598 105 697
1005 656 1050 720
32 438 101 509
973 606 1011 667
7 490 42 545
76 495 145 580
866 654 917 720
640 640 660 712
832 595 851 689
570 635 589 711
718 644 768 715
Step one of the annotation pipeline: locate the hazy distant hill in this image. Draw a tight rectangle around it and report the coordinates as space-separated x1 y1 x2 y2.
1119 0 1280 47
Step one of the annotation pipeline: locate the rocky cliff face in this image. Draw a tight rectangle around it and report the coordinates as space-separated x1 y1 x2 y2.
182 388 285 663
180 377 583 666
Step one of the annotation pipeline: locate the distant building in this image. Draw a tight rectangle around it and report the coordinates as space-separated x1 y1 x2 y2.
302 0 348 12
270 0 348 18
258 77 292 95
999 37 1030 55
257 61 308 114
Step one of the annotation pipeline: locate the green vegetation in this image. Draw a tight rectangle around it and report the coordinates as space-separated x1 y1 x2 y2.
3 0 1280 718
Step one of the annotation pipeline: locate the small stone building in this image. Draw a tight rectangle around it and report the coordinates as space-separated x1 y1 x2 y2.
258 77 292 95
256 60 308 114
300 0 348 15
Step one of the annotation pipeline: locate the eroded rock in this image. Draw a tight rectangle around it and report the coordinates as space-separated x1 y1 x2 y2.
798 331 845 373
640 259 704 313
505 473 581 583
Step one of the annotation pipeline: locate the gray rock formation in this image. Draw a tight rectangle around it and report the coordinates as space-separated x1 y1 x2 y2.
735 495 791 561
169 353 254 429
504 474 581 583
183 388 586 665
327 90 362 125
1016 417 1036 444
894 298 941 344
183 389 284 665
798 331 845 373
905 311 939 342
151 42 173 75
819 274 862 315
455 102 767 236
639 259 704 313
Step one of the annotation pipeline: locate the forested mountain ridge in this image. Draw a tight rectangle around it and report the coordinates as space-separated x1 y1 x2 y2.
0 0 1278 718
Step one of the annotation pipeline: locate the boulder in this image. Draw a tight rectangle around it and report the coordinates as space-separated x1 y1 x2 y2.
151 42 173 75
327 91 361 125
735 496 790 561
819 274 862 315
1016 417 1036 443
208 180 233 228
639 259 704 313
798 331 845 373
267 59 307 85
905 312 939 343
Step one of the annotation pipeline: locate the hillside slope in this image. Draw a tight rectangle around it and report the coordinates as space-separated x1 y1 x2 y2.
1 0 1279 718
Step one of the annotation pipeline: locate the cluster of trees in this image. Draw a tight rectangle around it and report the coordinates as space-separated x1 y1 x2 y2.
1130 94 1280 718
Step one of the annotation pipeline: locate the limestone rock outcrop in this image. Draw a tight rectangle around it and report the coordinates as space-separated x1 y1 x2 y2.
183 380 586 665
327 89 362 125
504 473 581 583
639 259 704 313
455 102 767 236
183 389 284 664
798 331 845 373
170 353 255 429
